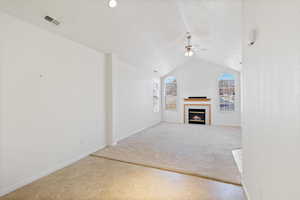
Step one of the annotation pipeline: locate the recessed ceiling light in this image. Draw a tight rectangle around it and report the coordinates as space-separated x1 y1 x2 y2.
108 0 117 8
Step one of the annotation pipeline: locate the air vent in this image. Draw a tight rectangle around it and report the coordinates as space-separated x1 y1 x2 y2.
44 15 60 26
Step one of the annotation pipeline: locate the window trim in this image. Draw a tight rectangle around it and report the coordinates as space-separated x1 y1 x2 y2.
218 73 236 112
164 76 177 111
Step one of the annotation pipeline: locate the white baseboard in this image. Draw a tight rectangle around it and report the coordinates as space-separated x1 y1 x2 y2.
242 180 251 200
232 149 243 174
131 121 161 136
0 145 105 197
115 121 161 143
213 123 242 128
162 121 242 128
108 142 118 147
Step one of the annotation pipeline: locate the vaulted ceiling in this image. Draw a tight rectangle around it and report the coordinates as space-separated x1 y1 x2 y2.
0 0 242 75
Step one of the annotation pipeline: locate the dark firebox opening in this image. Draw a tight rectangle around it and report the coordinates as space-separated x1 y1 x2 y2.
189 109 206 125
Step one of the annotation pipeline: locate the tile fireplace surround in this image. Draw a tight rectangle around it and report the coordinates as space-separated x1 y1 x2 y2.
183 98 212 125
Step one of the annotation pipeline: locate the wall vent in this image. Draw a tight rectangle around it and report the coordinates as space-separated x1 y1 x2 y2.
44 16 60 26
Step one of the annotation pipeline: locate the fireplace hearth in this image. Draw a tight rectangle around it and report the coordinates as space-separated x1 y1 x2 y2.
188 109 206 125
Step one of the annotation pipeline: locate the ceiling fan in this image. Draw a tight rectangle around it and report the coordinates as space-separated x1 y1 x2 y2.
184 32 207 57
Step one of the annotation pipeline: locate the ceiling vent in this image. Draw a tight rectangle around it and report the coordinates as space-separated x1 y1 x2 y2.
44 16 60 26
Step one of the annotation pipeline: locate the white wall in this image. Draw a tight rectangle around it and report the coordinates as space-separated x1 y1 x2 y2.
162 58 241 126
0 12 107 196
111 56 161 143
243 1 300 200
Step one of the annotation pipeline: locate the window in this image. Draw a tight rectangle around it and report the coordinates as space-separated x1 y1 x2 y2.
165 76 177 110
153 79 160 113
219 73 235 112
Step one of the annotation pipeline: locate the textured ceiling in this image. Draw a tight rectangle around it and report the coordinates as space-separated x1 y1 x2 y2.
0 0 242 75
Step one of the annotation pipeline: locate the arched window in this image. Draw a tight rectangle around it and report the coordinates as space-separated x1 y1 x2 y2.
219 73 235 112
165 76 177 110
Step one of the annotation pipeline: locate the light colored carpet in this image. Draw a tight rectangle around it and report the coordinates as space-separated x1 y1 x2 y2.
93 122 241 185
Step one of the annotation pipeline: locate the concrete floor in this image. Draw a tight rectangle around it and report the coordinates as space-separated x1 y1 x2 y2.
0 156 245 200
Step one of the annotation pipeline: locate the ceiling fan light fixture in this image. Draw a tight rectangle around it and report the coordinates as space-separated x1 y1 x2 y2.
108 0 118 8
185 49 194 57
184 32 195 57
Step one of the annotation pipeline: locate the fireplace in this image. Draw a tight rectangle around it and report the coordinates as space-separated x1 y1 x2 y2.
188 109 206 125
183 98 211 125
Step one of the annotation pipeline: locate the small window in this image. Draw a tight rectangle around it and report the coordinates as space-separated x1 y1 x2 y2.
153 79 160 113
218 73 235 112
165 76 177 110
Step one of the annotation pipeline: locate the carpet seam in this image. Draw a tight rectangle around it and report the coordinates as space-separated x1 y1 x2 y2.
90 154 242 187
